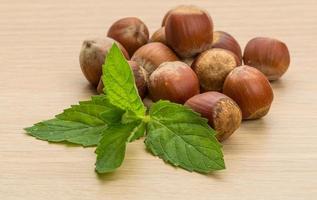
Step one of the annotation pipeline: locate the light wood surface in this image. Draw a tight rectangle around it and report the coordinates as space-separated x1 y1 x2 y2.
1 0 317 199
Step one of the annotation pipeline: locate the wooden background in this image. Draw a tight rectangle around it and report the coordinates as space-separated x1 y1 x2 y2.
0 0 316 199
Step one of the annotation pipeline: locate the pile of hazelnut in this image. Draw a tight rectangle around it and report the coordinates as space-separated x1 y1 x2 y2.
79 5 290 142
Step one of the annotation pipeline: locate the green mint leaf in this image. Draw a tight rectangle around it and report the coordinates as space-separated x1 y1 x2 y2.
121 110 148 142
81 95 125 124
145 100 225 173
128 121 146 142
102 43 145 116
25 95 124 147
121 110 143 124
25 119 106 147
95 122 139 173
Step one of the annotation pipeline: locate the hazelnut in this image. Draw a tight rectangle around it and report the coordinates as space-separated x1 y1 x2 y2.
97 61 148 99
148 61 200 104
223 65 274 120
107 17 149 57
185 92 242 142
243 37 290 80
165 5 214 58
212 31 242 62
131 42 179 75
79 37 129 86
149 27 167 45
192 48 240 92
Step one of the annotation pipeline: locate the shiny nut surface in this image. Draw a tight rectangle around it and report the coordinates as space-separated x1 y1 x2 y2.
149 61 200 104
107 17 149 57
131 42 179 75
243 37 290 80
149 27 167 45
212 31 242 62
223 65 274 119
165 5 213 58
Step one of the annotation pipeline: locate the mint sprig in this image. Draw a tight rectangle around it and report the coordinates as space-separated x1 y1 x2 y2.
25 43 225 174
25 95 124 147
95 122 140 173
146 101 225 173
102 44 145 116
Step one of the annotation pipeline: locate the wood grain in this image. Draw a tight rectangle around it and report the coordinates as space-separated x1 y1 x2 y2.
0 0 316 199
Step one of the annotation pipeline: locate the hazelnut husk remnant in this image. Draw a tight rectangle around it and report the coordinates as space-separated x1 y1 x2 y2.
185 92 242 141
192 48 240 92
243 37 290 80
149 61 200 104
223 65 274 120
79 37 129 86
107 17 149 57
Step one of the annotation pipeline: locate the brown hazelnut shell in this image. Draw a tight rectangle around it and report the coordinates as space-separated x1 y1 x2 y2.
165 5 213 58
107 17 149 57
192 48 240 92
243 37 290 80
148 61 200 104
212 31 242 62
185 92 242 141
131 42 179 75
149 27 167 45
79 37 129 87
223 65 274 120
